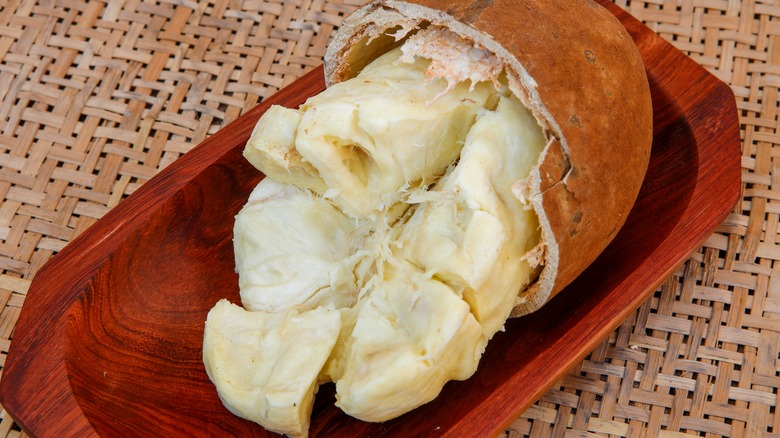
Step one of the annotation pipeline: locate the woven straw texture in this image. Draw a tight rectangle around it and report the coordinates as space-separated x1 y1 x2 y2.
0 0 775 436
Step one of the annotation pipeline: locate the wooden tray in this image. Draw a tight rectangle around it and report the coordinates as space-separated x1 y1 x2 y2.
0 2 740 436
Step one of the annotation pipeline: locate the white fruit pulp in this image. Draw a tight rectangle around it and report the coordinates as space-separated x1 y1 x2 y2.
203 29 546 436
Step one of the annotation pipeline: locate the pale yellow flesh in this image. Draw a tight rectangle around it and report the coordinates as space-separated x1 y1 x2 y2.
202 300 340 438
203 45 546 435
233 179 369 313
334 263 486 421
398 96 545 336
245 48 495 218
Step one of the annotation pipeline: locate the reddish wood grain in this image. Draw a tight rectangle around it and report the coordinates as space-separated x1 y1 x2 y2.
0 2 740 437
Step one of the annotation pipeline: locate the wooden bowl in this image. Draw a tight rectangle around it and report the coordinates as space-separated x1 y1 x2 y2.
0 2 740 436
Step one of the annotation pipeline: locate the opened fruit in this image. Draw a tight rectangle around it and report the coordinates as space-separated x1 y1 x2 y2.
203 0 652 436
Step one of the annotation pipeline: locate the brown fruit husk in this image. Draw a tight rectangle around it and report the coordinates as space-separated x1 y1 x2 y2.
324 0 653 317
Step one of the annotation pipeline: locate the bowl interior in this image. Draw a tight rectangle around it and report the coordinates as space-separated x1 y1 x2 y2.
63 64 701 437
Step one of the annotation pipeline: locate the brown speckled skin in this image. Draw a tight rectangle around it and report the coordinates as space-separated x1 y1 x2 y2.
325 0 653 315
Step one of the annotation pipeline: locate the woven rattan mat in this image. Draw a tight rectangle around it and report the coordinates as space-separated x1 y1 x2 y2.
0 0 776 436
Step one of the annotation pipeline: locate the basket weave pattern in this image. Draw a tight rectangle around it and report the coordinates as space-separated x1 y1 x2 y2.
0 0 775 436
